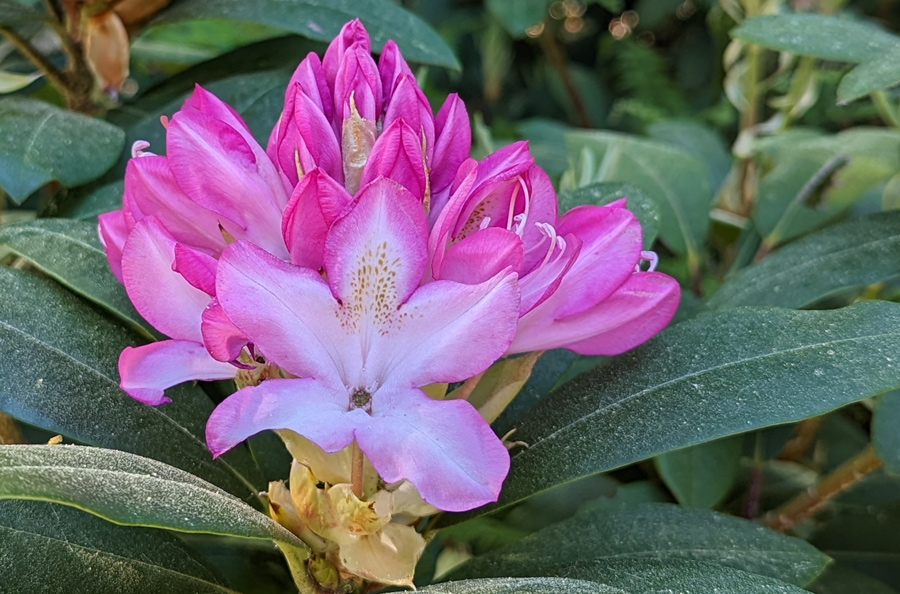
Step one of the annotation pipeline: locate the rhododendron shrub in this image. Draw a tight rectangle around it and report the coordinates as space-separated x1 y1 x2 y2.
7 3 897 593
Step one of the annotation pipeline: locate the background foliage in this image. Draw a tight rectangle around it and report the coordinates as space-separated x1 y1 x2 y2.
2 0 900 592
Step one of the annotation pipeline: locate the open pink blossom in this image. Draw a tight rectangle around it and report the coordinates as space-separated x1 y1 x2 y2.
98 84 291 404
427 141 680 355
205 178 519 511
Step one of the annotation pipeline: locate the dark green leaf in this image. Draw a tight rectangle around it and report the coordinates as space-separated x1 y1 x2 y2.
0 500 237 594
731 14 899 63
450 301 900 521
0 0 44 26
565 131 710 266
516 118 571 177
873 392 900 474
0 219 151 337
0 98 125 203
155 0 458 69
838 48 900 104
648 119 732 194
493 349 577 436
486 0 548 37
421 577 611 593
59 180 125 220
445 559 809 593
707 211 900 309
655 435 744 509
447 504 828 586
0 444 307 551
0 267 262 498
557 182 660 249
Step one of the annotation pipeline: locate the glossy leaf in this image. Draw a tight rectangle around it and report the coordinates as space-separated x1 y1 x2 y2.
0 98 125 203
0 267 262 498
449 301 900 521
155 0 458 68
486 0 549 37
0 218 151 337
648 119 732 194
839 48 900 104
557 182 659 250
810 563 900 594
707 211 900 309
421 578 612 593
443 559 808 593
564 130 710 264
447 503 828 586
0 445 307 548
655 436 744 509
0 500 238 594
731 14 899 63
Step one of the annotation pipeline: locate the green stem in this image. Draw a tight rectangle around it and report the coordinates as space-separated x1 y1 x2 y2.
872 91 900 129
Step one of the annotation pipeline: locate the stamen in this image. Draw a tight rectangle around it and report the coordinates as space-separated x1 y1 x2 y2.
635 250 659 272
516 176 532 237
512 213 527 235
479 216 492 230
159 115 169 129
534 222 560 273
505 183 521 231
131 140 154 158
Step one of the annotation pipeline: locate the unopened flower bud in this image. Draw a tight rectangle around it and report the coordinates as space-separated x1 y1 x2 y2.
84 11 130 95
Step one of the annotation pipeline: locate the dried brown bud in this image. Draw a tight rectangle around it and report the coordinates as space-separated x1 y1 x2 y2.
84 10 130 94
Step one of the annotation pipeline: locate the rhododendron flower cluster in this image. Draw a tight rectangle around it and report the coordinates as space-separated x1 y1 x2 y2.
98 18 680 590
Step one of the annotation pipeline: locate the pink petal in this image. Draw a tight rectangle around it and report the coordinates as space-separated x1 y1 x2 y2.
518 166 560 273
378 39 413 105
206 378 359 457
167 110 288 257
281 168 353 269
98 209 128 283
118 339 236 405
518 232 581 314
431 94 470 214
286 52 332 121
374 272 520 389
382 74 434 163
273 88 342 186
325 177 428 314
428 159 479 274
182 85 252 141
121 217 211 341
173 243 217 295
334 44 382 122
124 156 237 253
216 240 344 383
359 119 427 200
357 388 510 512
510 271 680 355
437 227 524 284
548 203 643 318
323 19 371 91
470 141 534 193
201 299 247 362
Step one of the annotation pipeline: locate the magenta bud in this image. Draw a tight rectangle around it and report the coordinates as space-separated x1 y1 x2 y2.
360 119 427 202
323 19 371 90
334 43 382 122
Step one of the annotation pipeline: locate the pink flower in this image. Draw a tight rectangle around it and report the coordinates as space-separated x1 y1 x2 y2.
427 141 681 355
98 84 291 404
205 178 518 511
268 20 469 209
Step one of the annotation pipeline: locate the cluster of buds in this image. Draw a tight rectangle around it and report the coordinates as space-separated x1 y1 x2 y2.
99 19 680 590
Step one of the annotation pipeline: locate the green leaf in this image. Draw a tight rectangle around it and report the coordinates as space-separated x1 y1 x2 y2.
155 0 458 69
557 182 660 250
810 563 900 594
731 14 900 63
838 48 900 104
648 119 732 194
0 98 125 203
59 180 124 220
0 69 41 93
486 0 548 37
564 130 710 267
444 559 809 593
707 211 900 309
873 392 900 475
0 219 151 337
447 504 828 586
450 301 900 521
0 500 238 594
0 444 308 559
0 267 262 498
655 436 744 509
516 118 571 177
420 577 612 593
0 0 44 26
